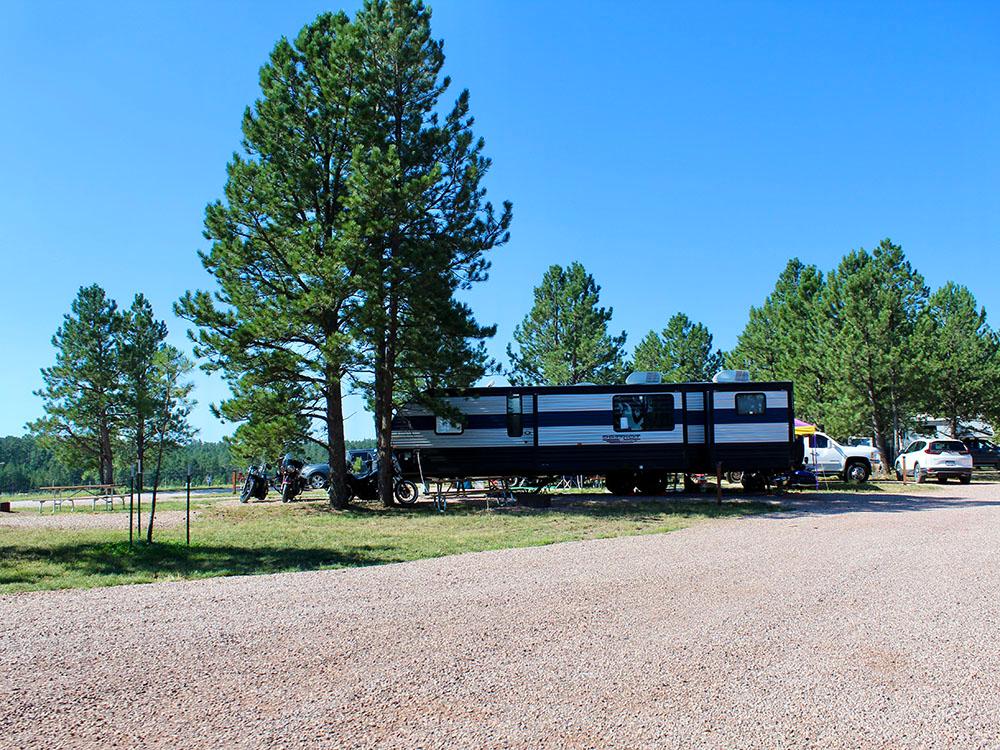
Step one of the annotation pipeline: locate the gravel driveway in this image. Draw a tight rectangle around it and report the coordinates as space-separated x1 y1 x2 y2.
3 483 1000 749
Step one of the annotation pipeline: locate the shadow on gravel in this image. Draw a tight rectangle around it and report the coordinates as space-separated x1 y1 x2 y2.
772 491 1000 517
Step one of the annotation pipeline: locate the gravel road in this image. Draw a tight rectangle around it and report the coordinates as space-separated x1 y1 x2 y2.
3 483 1000 749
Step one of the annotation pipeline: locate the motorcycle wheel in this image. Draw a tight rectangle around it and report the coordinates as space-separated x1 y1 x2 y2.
281 482 295 503
239 474 254 504
394 480 419 505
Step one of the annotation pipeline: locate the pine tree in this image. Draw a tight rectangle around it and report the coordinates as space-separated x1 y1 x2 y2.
914 282 999 437
727 259 827 421
822 239 928 468
633 313 723 382
176 13 361 508
507 262 626 386
119 294 168 477
146 346 195 542
30 285 121 485
348 0 511 505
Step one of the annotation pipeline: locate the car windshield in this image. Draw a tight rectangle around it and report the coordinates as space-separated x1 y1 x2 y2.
930 440 965 453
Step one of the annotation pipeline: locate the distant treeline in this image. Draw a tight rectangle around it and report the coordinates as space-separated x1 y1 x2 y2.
0 435 375 493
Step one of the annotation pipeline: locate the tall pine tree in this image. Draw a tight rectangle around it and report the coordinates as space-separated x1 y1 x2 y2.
176 13 361 507
633 313 723 382
914 282 999 437
507 262 626 386
348 0 511 505
822 239 928 467
30 285 121 485
727 259 827 422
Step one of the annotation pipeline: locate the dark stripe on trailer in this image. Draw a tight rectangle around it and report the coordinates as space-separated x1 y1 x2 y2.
397 442 789 479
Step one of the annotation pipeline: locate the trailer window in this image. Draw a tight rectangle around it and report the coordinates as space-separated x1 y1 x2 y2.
736 393 766 416
613 394 675 432
435 417 463 435
506 394 523 438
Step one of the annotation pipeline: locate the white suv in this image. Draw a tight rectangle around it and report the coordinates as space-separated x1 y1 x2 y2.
894 439 973 484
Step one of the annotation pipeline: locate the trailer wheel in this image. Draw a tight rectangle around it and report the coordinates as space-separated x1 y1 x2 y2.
741 472 767 493
605 472 636 496
636 472 667 496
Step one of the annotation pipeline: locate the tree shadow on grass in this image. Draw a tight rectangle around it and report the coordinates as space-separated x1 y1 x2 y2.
297 494 781 522
0 539 406 592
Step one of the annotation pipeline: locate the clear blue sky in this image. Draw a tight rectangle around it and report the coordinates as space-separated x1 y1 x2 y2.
2 1 998 442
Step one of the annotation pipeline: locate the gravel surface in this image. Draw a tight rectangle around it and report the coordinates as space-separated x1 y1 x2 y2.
3 483 1000 749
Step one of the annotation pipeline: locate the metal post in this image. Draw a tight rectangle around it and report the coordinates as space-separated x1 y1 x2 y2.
136 461 143 540
128 472 134 548
186 466 191 546
715 462 723 505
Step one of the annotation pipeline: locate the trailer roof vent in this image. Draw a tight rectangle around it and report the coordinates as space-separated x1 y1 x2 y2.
625 371 663 385
712 369 751 383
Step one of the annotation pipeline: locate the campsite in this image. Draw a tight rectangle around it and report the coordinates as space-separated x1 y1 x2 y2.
2 1 999 748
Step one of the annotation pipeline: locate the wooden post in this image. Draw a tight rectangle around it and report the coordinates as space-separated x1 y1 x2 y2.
715 462 723 505
901 456 907 484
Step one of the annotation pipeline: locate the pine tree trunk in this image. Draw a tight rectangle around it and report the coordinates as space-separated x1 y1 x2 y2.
146 436 166 544
377 294 399 508
99 417 114 486
325 372 349 510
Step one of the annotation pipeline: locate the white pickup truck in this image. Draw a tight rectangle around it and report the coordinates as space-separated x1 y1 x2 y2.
802 431 881 482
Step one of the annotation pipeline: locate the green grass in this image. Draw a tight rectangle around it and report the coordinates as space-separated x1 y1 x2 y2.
0 496 776 594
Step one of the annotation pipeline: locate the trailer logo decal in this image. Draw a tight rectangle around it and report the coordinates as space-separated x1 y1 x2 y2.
602 434 641 444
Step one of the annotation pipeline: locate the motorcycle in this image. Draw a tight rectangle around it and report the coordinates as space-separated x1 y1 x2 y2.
278 453 307 503
346 454 418 505
239 464 270 503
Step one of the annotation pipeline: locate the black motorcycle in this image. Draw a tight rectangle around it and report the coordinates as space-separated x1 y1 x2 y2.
346 454 418 505
239 464 270 503
278 453 307 503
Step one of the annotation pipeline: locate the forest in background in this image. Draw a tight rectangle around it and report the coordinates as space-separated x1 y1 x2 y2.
0 436 375 493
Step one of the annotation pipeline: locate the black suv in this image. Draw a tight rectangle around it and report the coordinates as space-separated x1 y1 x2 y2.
961 438 1000 469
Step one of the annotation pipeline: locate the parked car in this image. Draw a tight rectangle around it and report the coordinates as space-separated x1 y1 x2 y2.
302 449 378 490
894 439 972 484
801 431 880 483
961 437 1000 469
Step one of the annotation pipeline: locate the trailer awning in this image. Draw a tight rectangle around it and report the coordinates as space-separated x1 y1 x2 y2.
794 419 817 436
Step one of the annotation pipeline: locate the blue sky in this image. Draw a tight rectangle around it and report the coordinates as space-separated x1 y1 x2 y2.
1 1 998 442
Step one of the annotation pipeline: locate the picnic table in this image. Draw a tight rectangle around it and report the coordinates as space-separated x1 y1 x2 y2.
36 484 128 513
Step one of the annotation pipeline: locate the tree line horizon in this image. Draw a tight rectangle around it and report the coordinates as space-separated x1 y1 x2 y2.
22 1 999 500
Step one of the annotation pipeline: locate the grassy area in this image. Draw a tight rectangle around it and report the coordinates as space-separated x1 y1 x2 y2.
0 496 776 594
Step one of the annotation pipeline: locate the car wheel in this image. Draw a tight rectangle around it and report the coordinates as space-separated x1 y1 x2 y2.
960 474 972 485
843 461 870 484
895 466 903 481
936 476 948 484
309 472 328 490
914 463 925 484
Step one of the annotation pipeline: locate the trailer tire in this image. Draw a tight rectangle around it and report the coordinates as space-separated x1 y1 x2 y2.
636 472 667 496
960 474 972 485
741 472 767 493
605 472 636 496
